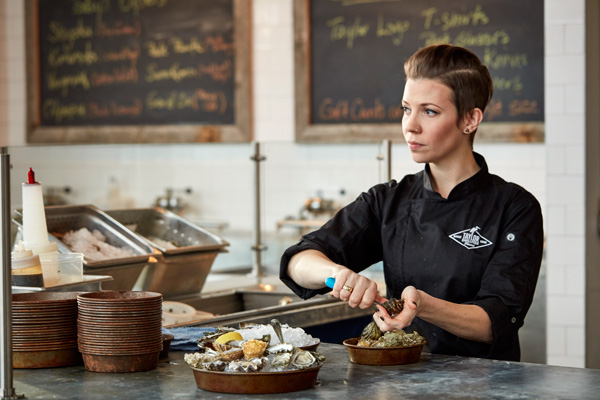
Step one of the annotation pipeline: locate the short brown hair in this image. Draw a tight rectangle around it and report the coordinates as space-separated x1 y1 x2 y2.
404 44 493 141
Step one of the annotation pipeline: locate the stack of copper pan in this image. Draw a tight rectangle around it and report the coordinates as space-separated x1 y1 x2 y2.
77 291 163 373
12 292 81 368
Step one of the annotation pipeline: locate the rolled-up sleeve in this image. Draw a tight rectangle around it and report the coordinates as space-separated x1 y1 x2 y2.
279 188 386 300
466 190 544 358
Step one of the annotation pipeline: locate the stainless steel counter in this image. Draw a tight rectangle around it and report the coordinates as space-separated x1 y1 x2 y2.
13 343 600 399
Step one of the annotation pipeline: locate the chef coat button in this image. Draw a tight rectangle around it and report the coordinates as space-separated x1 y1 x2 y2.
511 317 517 323
507 233 515 241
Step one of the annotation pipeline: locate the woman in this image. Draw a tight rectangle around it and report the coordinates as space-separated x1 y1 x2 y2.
279 44 544 361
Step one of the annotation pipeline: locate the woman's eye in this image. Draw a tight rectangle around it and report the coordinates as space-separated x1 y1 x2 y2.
425 108 438 116
401 106 410 114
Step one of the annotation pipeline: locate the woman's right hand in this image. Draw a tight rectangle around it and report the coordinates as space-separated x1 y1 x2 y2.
330 269 385 310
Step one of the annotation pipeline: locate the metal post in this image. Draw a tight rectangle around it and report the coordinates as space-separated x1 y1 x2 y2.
250 142 267 282
377 140 392 182
0 147 23 399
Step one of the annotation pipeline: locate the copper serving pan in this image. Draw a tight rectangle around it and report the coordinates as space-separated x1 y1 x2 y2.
13 347 82 369
190 364 322 394
81 351 160 373
343 337 425 366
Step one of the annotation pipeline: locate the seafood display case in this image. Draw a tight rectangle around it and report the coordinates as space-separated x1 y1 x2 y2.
105 207 229 298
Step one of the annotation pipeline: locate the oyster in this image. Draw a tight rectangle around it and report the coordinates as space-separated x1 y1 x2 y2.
380 298 404 317
268 342 295 354
228 357 267 372
357 327 426 348
200 360 227 371
197 326 237 347
242 339 267 359
212 342 244 361
290 350 316 370
271 352 293 370
361 321 382 341
184 352 219 368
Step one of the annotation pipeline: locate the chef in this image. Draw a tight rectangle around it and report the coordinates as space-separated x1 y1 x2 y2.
279 44 544 361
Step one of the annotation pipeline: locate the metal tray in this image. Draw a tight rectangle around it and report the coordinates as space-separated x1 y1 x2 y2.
105 207 229 255
13 205 157 269
190 364 322 394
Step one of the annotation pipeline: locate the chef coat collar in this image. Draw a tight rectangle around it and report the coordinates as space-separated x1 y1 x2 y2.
423 152 490 200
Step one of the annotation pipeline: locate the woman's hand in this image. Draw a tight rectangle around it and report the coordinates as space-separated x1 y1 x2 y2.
372 285 493 343
374 285 420 331
330 269 386 310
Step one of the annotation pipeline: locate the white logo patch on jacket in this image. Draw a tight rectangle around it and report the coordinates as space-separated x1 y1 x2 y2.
449 226 493 250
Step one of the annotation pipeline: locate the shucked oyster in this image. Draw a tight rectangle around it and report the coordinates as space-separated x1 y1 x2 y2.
212 342 244 361
184 352 227 371
228 357 267 372
271 352 293 370
184 352 219 368
268 342 295 354
242 339 268 359
290 350 316 370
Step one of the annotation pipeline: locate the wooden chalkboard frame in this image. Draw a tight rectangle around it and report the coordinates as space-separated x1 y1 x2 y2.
25 0 252 144
293 0 544 143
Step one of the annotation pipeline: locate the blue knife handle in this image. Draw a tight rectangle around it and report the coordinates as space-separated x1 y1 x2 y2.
325 277 336 289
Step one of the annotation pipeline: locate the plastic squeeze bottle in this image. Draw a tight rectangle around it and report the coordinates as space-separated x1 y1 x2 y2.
11 240 44 287
22 168 59 282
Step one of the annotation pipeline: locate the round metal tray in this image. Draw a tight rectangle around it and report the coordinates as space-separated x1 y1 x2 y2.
343 337 425 366
190 364 322 394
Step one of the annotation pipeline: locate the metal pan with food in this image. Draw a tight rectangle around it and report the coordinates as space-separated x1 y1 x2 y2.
184 319 324 394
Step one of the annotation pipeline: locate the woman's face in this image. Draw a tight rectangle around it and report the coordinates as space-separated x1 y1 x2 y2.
402 78 469 166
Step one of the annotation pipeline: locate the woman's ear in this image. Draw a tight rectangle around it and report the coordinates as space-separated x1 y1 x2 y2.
462 108 484 134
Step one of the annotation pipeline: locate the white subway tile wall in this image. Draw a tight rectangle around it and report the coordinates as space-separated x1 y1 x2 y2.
0 0 587 366
545 0 586 367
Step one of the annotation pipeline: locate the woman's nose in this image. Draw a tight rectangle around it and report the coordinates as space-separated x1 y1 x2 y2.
403 113 420 134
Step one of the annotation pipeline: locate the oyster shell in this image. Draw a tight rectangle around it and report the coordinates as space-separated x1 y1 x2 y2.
228 357 267 372
271 352 293 370
290 350 316 370
242 339 267 359
380 298 404 317
211 342 244 361
200 360 227 371
361 321 382 341
268 342 296 354
357 327 426 348
184 352 219 368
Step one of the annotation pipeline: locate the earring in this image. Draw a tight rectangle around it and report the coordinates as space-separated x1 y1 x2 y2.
465 128 470 133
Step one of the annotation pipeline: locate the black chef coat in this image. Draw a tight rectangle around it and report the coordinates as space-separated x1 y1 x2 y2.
280 153 544 361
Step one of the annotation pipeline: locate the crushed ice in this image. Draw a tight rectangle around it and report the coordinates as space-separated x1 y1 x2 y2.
236 323 318 347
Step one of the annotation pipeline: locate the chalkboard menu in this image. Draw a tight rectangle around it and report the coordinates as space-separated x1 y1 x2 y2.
26 0 251 143
294 0 544 142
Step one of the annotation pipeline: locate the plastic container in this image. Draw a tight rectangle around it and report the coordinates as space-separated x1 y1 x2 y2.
11 241 44 287
39 252 84 284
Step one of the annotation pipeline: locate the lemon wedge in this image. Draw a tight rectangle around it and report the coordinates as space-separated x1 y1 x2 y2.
214 331 243 345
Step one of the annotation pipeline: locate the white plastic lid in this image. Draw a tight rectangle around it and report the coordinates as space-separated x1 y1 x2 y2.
11 240 33 259
11 241 41 270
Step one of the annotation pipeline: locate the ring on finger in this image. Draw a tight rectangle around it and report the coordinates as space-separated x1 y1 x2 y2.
342 285 353 293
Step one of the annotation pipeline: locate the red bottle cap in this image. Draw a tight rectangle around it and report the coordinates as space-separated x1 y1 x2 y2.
27 168 38 184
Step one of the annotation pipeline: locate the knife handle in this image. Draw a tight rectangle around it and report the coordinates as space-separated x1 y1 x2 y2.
325 277 336 289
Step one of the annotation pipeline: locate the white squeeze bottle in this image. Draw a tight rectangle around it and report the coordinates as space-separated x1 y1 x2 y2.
22 167 59 284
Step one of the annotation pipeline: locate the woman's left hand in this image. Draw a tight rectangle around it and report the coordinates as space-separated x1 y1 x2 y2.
374 285 421 331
